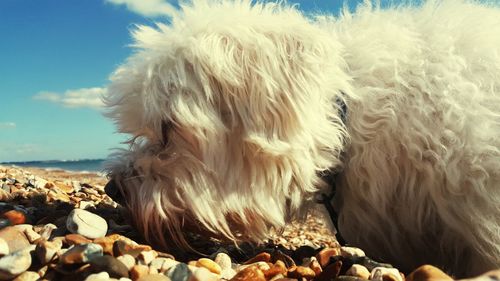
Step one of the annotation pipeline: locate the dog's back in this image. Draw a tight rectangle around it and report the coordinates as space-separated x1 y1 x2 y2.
328 1 500 276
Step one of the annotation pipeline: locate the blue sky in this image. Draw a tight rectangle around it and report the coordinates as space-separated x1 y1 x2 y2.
0 0 380 162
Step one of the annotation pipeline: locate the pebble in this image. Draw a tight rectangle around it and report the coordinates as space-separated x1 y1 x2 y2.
55 181 75 194
1 210 26 225
263 261 287 279
39 223 57 240
309 257 322 276
0 227 30 253
341 247 366 258
288 265 316 280
150 258 178 273
221 268 237 280
85 271 110 281
36 239 63 264
0 248 32 280
65 233 93 245
196 258 222 275
59 243 103 264
370 267 403 281
405 265 453 281
138 250 158 266
117 254 136 271
0 220 10 230
89 255 130 278
113 240 143 258
12 271 39 281
316 260 343 281
238 261 270 271
0 239 8 257
346 264 370 279
131 265 150 281
66 209 108 239
214 252 232 271
167 263 192 281
23 227 41 243
137 274 171 281
245 252 271 264
94 236 115 255
230 266 266 281
192 266 219 281
316 247 341 267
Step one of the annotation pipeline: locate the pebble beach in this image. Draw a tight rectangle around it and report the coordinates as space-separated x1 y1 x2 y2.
0 165 498 281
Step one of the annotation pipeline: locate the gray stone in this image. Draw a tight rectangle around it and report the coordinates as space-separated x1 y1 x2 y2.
89 255 129 278
167 263 192 281
66 209 108 239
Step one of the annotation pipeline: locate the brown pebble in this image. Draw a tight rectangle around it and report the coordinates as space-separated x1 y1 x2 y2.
196 258 221 275
263 261 287 279
1 210 26 225
316 260 342 281
287 266 316 280
406 265 453 281
244 252 271 264
65 234 92 246
315 247 341 268
137 274 171 281
230 266 266 281
93 236 115 255
309 258 322 276
131 265 150 281
113 240 143 258
59 243 103 264
0 227 30 253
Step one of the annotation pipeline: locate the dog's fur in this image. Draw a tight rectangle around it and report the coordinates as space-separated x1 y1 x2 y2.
104 0 500 277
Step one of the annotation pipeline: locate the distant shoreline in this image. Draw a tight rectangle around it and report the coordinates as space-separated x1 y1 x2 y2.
0 159 106 174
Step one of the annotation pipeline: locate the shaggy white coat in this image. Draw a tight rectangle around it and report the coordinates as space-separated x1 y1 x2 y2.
104 0 500 277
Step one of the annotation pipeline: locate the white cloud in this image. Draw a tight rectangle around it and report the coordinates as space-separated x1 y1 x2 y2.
34 87 106 109
0 122 16 129
105 0 176 17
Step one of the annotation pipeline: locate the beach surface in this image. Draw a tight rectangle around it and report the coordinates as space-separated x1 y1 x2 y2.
0 165 495 281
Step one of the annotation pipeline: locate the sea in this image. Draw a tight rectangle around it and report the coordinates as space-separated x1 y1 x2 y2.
0 159 106 173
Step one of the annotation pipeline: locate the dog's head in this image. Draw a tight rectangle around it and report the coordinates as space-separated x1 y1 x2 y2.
104 0 351 249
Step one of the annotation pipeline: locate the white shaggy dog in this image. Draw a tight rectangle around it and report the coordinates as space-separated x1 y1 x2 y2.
104 0 500 277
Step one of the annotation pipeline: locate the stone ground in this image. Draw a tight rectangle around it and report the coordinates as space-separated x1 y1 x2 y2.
0 165 498 281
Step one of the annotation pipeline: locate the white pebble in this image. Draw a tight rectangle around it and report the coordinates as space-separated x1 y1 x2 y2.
346 264 370 279
0 249 32 280
0 239 8 257
84 271 110 281
370 267 402 281
117 254 135 271
66 209 108 239
214 252 232 270
341 246 366 258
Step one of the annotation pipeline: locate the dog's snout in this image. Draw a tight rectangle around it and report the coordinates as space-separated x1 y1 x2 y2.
105 178 124 205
